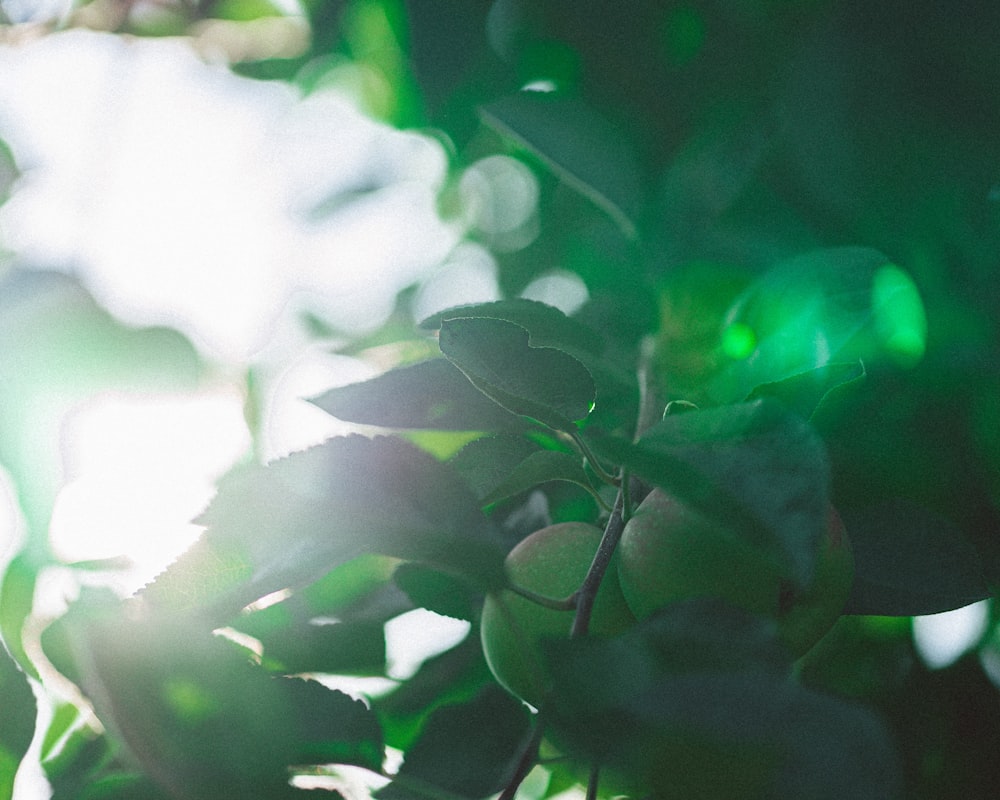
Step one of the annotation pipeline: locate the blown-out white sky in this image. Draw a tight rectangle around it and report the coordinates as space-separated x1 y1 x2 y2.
0 28 485 583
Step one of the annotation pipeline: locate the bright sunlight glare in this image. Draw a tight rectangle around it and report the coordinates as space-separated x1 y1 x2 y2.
0 28 469 587
49 387 251 594
912 599 990 670
384 609 472 681
0 29 458 363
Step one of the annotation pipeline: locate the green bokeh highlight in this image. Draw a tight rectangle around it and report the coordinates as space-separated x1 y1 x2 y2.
721 322 757 360
661 6 706 66
871 264 927 367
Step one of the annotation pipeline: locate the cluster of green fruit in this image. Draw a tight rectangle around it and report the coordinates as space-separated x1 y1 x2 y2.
480 488 854 708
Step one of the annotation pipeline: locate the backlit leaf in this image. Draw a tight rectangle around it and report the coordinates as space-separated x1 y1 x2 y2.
311 358 527 433
746 361 866 420
419 298 604 358
439 317 595 432
132 435 508 623
480 92 642 238
0 638 36 800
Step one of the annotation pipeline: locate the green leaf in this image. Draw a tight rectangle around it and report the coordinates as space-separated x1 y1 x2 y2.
259 619 388 677
843 500 990 616
439 317 595 432
374 634 493 753
448 434 599 508
480 92 642 238
746 361 866 420
393 563 482 622
710 247 896 403
590 400 829 588
53 598 301 800
419 298 604 358
449 434 542 500
545 602 901 800
311 358 527 433
54 772 170 800
374 686 532 800
132 435 508 623
0 639 36 800
285 679 384 772
0 553 38 679
481 450 600 508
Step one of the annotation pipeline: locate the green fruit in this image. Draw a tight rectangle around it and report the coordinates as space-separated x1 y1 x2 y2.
777 506 854 656
617 490 853 657
480 522 636 707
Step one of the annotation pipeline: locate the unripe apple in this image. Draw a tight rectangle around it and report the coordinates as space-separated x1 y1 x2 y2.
617 490 853 657
777 506 854 656
480 522 636 707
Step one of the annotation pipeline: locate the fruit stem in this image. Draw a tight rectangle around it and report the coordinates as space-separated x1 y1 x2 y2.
570 344 661 638
497 712 547 800
568 429 622 488
586 763 601 800
508 584 579 611
570 479 635 638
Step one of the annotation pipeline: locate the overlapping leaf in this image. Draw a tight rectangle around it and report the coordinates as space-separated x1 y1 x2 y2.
746 361 866 420
311 358 527 433
45 597 384 799
375 686 531 800
448 434 598 508
545 601 901 799
419 298 604 358
589 400 829 587
439 317 595 433
480 92 643 238
132 435 508 623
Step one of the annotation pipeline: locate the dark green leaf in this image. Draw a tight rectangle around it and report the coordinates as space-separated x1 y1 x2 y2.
259 619 387 676
545 604 901 800
375 686 532 800
419 298 604 358
843 500 990 616
589 400 829 587
56 772 171 800
746 361 866 420
374 635 493 753
480 92 642 238
449 434 541 500
481 450 599 508
439 317 595 432
43 723 114 799
393 563 482 622
0 638 36 800
709 247 894 403
310 359 527 433
132 435 508 622
658 111 776 256
285 679 384 772
54 597 300 800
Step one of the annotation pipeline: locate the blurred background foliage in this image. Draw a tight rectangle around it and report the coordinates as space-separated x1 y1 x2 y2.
0 0 999 798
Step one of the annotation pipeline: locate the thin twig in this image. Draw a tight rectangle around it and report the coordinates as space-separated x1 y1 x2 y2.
497 713 547 800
